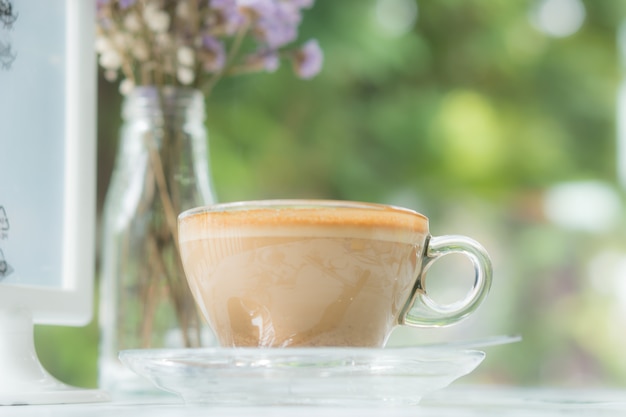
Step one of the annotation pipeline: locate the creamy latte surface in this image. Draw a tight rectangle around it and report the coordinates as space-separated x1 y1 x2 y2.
179 206 428 348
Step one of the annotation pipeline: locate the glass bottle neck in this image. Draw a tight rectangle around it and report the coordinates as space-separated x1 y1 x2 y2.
122 86 205 123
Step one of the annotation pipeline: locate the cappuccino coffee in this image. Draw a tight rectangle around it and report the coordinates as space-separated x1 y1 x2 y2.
179 204 428 348
178 200 492 349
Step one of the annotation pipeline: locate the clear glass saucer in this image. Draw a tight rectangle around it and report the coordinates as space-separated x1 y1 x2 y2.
119 346 486 406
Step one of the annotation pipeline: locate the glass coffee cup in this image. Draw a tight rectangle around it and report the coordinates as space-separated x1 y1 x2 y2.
178 200 492 348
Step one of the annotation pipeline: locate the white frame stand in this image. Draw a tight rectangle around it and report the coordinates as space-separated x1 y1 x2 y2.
0 308 109 406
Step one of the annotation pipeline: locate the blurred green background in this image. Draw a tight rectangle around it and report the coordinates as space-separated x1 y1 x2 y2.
37 0 626 388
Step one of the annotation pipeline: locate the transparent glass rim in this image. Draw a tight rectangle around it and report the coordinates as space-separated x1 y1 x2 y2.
178 199 427 222
123 85 205 119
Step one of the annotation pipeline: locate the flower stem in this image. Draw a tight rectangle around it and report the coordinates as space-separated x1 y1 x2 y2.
146 133 180 254
202 21 250 95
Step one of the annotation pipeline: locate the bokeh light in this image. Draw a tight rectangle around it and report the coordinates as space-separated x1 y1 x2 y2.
374 0 418 38
530 0 586 38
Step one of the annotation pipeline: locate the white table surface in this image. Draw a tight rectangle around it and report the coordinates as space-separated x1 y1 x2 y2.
3 386 626 417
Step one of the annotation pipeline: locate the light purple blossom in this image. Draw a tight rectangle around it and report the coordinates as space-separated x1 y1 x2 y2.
119 0 136 9
96 0 322 91
212 0 246 35
239 0 303 48
293 39 322 79
201 35 226 72
210 0 237 6
291 0 314 8
263 52 280 72
246 49 280 72
257 20 298 49
237 0 272 12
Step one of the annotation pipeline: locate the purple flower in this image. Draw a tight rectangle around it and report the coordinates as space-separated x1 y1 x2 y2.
237 0 272 12
211 0 236 6
96 0 319 90
258 21 298 49
201 35 226 72
246 49 280 72
118 0 136 9
293 39 322 79
234 0 318 49
96 0 114 27
263 52 280 72
239 0 314 11
291 0 314 8
245 1 302 48
211 0 246 35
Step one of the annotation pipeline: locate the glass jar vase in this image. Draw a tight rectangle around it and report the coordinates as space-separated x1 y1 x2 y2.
98 86 215 391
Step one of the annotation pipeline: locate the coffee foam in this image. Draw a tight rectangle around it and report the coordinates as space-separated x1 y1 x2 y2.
179 207 428 243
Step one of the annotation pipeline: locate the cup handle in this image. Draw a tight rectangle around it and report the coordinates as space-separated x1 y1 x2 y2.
400 235 493 327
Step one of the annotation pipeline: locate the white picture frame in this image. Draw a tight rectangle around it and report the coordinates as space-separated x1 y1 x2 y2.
0 0 96 326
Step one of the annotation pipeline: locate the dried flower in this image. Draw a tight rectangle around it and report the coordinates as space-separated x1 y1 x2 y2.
119 0 136 9
293 39 322 79
122 12 141 32
95 0 323 96
119 77 135 94
177 46 195 67
177 66 195 85
200 35 226 72
245 49 280 72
